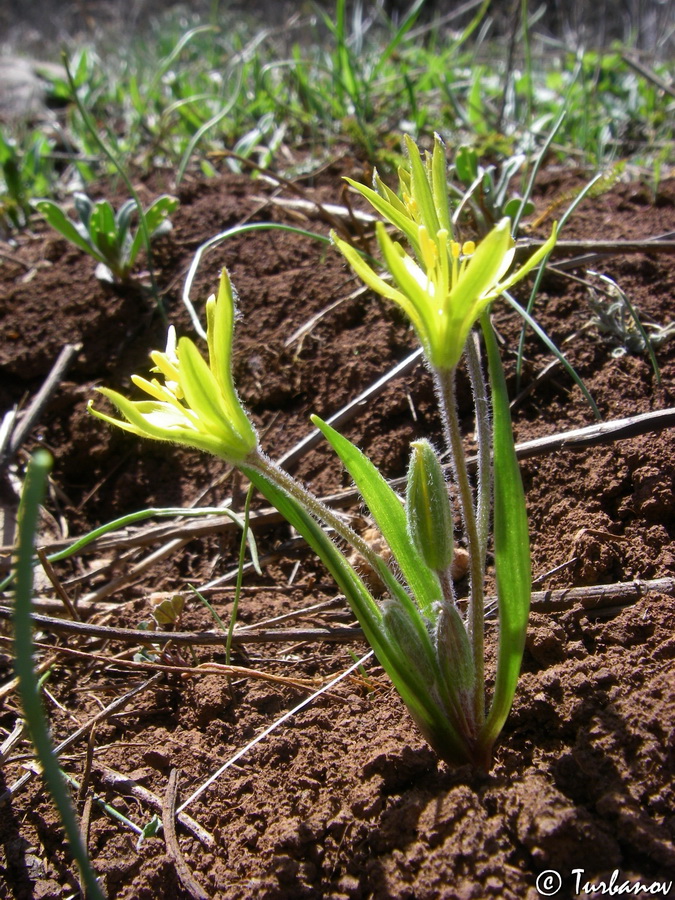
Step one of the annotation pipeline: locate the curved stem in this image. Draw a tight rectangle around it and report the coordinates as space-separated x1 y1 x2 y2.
247 450 389 584
434 367 485 727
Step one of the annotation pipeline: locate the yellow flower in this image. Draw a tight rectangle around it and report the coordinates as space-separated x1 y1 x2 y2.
334 136 558 371
89 268 257 462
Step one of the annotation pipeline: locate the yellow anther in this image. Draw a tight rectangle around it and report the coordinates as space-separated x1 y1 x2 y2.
419 226 438 271
404 194 419 217
451 242 461 259
462 240 476 257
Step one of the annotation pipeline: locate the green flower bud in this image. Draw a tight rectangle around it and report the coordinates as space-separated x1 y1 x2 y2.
406 439 454 573
381 600 435 686
434 602 476 724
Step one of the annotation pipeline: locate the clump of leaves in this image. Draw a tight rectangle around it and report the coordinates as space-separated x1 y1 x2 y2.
452 144 535 235
33 193 178 284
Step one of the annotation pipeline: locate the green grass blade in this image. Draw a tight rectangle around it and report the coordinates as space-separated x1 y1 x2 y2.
226 482 254 666
515 169 606 388
14 451 105 900
0 505 258 593
375 0 425 74
175 74 242 187
311 416 441 617
182 223 332 339
477 318 530 765
504 290 601 420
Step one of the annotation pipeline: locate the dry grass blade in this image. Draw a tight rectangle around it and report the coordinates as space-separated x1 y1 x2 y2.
0 635 321 688
80 537 189 604
518 232 675 273
0 343 82 469
8 405 669 568
176 651 374 816
206 148 355 239
621 54 675 99
36 547 81 621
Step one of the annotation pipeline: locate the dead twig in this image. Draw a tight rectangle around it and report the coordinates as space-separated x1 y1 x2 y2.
516 231 675 273
3 577 671 649
621 54 675 99
0 634 321 687
163 769 210 900
206 148 352 239
0 719 25 764
0 674 162 804
0 404 672 593
0 247 33 270
518 237 675 257
97 764 214 849
0 342 82 470
36 547 81 621
80 537 190 604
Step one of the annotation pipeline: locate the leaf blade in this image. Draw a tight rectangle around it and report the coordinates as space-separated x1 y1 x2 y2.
311 416 441 617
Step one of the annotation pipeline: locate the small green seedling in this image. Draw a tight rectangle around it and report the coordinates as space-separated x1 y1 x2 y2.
453 144 535 234
90 135 556 769
33 192 178 284
588 271 674 372
0 131 53 232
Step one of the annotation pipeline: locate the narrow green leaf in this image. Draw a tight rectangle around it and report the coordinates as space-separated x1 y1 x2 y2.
504 291 601 420
478 316 531 760
33 200 99 258
404 134 440 236
343 176 421 255
311 416 441 617
14 452 105 900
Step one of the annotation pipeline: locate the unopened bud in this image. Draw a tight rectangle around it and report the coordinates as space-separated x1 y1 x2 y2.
434 602 476 707
406 440 454 573
381 601 435 685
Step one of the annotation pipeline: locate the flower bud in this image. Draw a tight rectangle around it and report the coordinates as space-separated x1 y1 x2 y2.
434 602 476 717
381 600 435 686
406 440 454 573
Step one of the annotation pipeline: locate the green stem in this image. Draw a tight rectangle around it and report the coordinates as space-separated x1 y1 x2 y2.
226 483 254 666
247 450 386 579
438 568 457 607
464 334 491 573
434 367 485 728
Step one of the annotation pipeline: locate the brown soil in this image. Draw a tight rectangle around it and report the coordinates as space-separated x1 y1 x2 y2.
0 160 673 899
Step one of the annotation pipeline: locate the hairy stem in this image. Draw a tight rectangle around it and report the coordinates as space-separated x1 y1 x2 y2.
465 333 492 573
434 366 485 727
247 450 389 582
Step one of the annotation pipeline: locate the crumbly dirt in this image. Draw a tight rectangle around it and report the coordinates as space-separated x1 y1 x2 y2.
0 159 673 899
